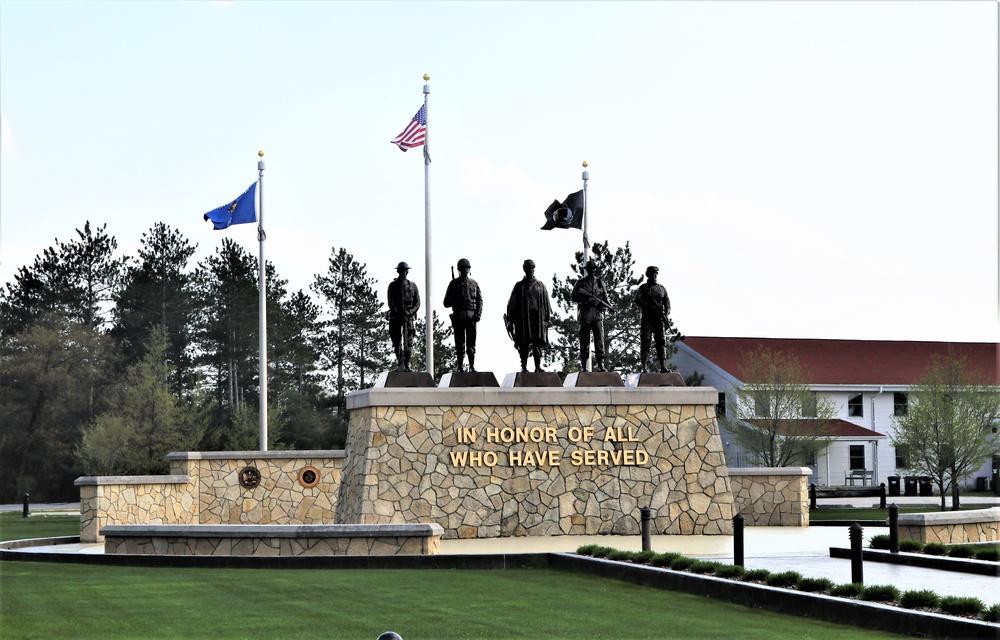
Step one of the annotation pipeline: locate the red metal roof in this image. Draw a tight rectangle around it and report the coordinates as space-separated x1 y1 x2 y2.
746 418 886 438
683 337 999 385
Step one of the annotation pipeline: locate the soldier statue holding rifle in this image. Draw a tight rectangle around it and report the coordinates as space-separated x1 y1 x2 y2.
387 261 420 372
443 258 483 372
634 265 670 373
570 260 613 371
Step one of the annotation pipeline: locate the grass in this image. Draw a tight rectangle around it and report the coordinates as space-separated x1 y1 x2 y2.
0 514 910 640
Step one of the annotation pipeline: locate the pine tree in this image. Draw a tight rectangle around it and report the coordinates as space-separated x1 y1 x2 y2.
411 311 456 382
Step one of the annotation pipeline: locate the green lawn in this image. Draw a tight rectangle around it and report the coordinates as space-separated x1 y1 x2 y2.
0 512 910 640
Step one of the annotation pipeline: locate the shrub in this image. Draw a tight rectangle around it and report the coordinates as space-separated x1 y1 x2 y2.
688 560 722 574
713 565 745 579
946 545 974 558
796 577 833 593
576 544 600 556
764 571 802 588
590 546 614 558
649 552 682 568
669 556 695 571
859 584 900 603
632 550 656 564
741 569 771 583
922 542 946 556
899 539 923 553
899 589 940 610
868 534 890 550
939 596 984 617
607 550 633 562
829 583 864 598
972 547 999 562
982 603 1000 623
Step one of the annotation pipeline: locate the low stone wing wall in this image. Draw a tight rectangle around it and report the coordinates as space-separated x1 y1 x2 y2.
897 507 1000 544
728 468 811 526
75 475 197 543
102 524 442 556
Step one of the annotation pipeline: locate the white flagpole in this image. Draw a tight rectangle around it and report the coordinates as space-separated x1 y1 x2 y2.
257 150 268 451
423 74 434 377
582 160 590 372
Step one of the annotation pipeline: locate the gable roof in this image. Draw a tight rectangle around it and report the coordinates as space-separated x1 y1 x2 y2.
683 337 999 386
745 418 886 439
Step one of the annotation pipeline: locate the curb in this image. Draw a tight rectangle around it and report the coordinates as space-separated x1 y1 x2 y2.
829 547 1000 577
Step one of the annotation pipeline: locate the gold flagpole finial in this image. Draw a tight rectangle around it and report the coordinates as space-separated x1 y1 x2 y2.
258 150 265 157
423 73 430 81
582 161 588 168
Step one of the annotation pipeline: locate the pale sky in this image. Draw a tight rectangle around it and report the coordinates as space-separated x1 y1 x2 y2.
1 1 997 374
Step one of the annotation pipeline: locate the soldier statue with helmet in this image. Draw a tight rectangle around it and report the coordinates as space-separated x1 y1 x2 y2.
387 261 421 372
633 265 671 373
443 258 483 372
570 259 613 372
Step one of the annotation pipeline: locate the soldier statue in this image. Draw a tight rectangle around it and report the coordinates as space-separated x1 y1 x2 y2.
443 258 483 372
505 259 552 372
633 265 670 373
570 260 612 371
387 261 420 372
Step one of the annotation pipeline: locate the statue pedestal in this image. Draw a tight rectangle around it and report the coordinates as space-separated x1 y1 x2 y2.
625 372 686 387
439 371 500 387
501 372 563 387
373 371 436 388
564 371 624 387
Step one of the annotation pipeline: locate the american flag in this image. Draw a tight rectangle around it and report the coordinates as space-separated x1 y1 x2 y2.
391 105 427 151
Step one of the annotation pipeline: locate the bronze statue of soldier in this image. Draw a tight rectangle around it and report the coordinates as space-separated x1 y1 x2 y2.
634 265 670 373
505 259 551 372
387 261 421 372
443 258 483 372
571 260 612 371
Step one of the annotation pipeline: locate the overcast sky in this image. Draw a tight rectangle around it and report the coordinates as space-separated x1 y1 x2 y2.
1 1 997 373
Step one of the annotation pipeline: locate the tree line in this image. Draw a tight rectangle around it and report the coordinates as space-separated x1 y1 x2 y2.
0 223 688 502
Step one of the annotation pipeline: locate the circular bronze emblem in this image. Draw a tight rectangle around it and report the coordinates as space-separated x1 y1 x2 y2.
238 466 261 489
298 466 320 488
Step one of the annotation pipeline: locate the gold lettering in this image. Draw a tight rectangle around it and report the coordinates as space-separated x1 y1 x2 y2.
546 427 557 443
583 427 594 441
597 450 610 465
568 427 582 442
604 427 617 442
528 427 544 442
636 449 649 465
449 451 468 466
500 427 515 443
458 427 477 443
627 427 639 441
484 427 499 442
509 450 523 466
515 427 528 442
482 451 498 467
623 449 635 465
570 449 584 465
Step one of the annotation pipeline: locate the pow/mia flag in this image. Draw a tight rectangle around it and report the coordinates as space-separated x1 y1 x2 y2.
541 189 585 231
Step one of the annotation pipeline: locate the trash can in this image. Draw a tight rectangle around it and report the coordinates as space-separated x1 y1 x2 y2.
918 476 933 497
887 475 901 497
994 470 1000 497
904 476 918 497
976 476 989 492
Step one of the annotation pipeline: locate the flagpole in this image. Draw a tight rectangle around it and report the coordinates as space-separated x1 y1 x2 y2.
257 150 268 452
423 73 434 377
582 160 591 372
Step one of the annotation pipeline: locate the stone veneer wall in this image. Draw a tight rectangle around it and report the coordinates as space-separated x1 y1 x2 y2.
897 507 1000 544
76 451 346 543
76 476 197 543
337 387 735 539
727 467 811 527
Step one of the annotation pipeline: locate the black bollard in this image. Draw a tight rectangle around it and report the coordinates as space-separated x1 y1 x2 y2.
888 503 899 554
376 633 402 640
849 522 864 585
22 493 29 518
879 482 887 509
809 483 817 510
640 506 652 552
733 513 745 567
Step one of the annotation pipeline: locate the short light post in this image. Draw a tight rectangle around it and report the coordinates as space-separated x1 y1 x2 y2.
640 506 652 552
888 503 899 554
849 522 864 585
733 513 745 567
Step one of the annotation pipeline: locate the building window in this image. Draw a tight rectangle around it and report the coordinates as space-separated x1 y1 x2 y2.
849 445 865 470
754 397 770 418
893 392 908 416
716 392 727 418
804 451 817 465
895 446 907 469
848 394 863 417
801 393 818 418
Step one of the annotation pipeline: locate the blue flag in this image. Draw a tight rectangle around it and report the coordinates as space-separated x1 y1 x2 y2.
203 182 257 230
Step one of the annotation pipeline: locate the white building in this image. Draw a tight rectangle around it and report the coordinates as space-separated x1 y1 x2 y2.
670 337 999 489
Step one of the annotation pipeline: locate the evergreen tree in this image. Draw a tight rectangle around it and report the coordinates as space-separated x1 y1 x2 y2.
111 223 198 395
76 329 205 475
411 311 456 382
312 247 393 404
549 241 683 374
1 222 125 335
